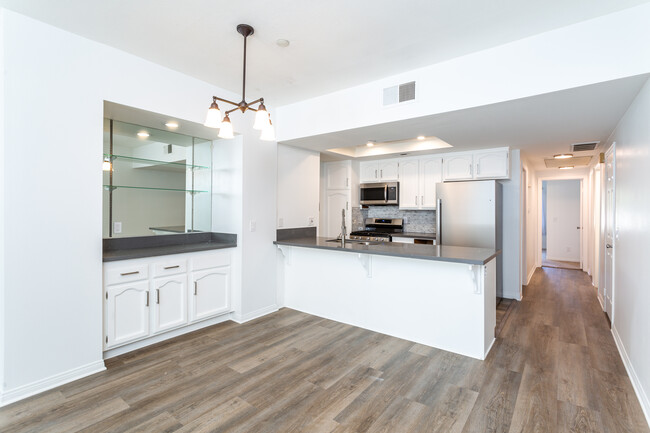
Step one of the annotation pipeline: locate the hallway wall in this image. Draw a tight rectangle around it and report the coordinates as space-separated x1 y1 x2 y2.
605 77 650 423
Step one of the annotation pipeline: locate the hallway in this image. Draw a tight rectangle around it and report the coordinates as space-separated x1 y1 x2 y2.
0 268 647 432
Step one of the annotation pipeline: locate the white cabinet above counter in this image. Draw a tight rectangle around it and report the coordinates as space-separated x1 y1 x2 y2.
399 155 443 210
443 148 509 181
359 159 399 182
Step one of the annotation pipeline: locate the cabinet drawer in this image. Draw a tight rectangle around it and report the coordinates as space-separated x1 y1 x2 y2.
192 252 230 271
153 259 187 277
105 264 149 286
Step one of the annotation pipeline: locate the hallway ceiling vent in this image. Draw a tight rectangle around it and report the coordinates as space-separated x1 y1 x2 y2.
383 81 416 106
571 141 599 152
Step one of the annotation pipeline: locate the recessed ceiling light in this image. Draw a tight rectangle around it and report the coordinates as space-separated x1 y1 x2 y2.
137 131 150 138
417 136 425 140
366 141 375 147
559 166 574 170
165 121 179 129
554 153 573 159
276 39 290 48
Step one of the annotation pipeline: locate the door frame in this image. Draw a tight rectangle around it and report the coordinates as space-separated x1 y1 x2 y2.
536 174 588 269
603 143 616 322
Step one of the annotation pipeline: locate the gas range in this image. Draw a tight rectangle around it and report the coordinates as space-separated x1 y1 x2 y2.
349 218 404 242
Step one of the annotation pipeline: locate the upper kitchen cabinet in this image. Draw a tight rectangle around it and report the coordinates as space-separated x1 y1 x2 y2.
443 148 510 181
473 148 509 179
443 152 474 181
359 159 399 183
325 161 351 190
398 156 442 210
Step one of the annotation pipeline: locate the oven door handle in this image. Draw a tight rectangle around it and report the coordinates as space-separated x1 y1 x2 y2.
384 185 388 203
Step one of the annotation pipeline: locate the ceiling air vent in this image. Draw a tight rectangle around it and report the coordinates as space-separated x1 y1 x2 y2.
571 141 599 152
383 81 416 106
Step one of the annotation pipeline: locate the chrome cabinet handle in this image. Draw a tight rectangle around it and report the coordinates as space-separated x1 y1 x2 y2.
120 271 139 276
380 169 383 178
421 196 424 206
346 202 349 210
375 169 377 178
346 177 349 187
476 163 480 175
145 292 149 307
164 265 179 270
156 289 160 304
606 244 613 249
194 281 198 295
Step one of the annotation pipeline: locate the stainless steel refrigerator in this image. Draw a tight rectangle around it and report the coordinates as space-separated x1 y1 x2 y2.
435 180 502 296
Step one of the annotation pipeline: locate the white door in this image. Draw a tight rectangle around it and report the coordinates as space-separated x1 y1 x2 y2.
443 153 474 181
398 158 419 209
105 281 150 348
378 160 399 181
152 276 187 334
359 162 378 183
474 149 509 179
546 180 581 262
325 161 350 190
326 190 350 237
189 267 231 323
604 147 615 320
420 156 443 209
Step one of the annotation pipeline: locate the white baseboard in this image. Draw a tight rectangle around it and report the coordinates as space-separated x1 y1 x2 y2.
484 337 496 360
232 304 278 324
611 326 650 428
546 255 580 263
0 360 105 407
526 266 536 286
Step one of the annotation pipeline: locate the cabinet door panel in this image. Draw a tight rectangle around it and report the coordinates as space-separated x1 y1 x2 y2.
190 267 231 323
325 161 350 189
152 276 187 334
326 190 351 237
359 162 378 183
105 281 149 348
420 157 443 209
398 158 419 209
378 160 399 181
444 154 474 181
474 150 509 179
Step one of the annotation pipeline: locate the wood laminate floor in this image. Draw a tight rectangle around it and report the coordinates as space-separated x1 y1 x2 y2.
1 267 648 432
542 250 581 270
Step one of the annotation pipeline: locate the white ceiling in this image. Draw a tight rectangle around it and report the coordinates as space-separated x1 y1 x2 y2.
288 74 650 170
1 0 649 106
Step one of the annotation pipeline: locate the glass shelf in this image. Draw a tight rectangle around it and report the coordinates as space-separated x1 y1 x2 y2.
103 185 209 194
104 154 210 170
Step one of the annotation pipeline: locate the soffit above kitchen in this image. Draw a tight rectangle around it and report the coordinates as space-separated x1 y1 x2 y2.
291 74 649 169
1 0 648 106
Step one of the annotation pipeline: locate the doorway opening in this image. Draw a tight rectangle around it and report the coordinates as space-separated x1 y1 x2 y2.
541 179 582 270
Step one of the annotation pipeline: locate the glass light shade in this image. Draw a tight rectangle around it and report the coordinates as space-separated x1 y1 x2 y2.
253 105 270 130
204 105 222 129
260 121 276 141
218 116 234 139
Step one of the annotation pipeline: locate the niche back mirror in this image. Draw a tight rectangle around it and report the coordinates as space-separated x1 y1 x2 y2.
103 103 217 238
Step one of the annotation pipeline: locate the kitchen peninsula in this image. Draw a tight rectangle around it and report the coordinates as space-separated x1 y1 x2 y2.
275 236 499 360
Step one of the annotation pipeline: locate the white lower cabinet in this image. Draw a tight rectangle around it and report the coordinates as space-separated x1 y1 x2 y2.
105 281 150 348
190 267 230 323
104 250 232 350
152 276 187 334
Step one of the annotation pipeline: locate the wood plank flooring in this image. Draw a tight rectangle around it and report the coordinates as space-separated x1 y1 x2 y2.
1 267 648 432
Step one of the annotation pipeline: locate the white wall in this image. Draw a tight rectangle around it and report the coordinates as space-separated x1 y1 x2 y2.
276 4 650 142
0 9 277 404
277 145 320 229
546 180 581 262
521 156 538 285
0 8 6 395
605 77 650 423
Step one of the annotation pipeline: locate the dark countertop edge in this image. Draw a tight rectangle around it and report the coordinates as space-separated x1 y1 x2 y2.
274 239 499 265
391 232 436 239
103 241 237 262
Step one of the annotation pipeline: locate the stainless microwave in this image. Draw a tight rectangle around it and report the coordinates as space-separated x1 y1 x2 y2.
360 182 399 205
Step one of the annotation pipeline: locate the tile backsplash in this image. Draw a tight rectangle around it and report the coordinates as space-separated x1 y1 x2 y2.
351 206 435 233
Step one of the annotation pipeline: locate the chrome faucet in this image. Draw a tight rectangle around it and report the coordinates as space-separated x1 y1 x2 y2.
340 208 347 247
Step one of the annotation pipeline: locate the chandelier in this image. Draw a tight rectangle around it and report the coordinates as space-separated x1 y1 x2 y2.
204 24 275 141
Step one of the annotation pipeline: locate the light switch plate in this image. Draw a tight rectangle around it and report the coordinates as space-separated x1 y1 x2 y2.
249 220 256 232
113 222 122 234
308 217 315 226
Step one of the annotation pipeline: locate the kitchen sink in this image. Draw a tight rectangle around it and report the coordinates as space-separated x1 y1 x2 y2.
325 238 381 246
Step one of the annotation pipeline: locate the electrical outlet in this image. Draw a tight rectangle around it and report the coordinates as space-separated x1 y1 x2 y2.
308 216 315 226
249 220 256 232
278 218 284 228
113 222 122 234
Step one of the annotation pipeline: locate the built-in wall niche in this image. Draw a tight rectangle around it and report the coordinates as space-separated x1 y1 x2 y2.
102 118 213 238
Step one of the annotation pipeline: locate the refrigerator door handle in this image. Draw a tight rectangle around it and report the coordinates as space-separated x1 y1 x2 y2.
436 199 442 245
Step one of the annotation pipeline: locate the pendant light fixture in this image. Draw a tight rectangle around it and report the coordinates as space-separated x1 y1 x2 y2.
204 24 274 141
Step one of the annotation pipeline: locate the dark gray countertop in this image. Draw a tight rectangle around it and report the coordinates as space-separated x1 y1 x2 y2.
274 237 499 265
392 232 436 239
103 232 237 262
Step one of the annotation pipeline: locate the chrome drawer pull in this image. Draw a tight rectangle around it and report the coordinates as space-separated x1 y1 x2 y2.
164 265 180 270
120 271 139 276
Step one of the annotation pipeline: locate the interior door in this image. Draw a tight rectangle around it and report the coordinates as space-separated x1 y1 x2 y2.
604 147 615 320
